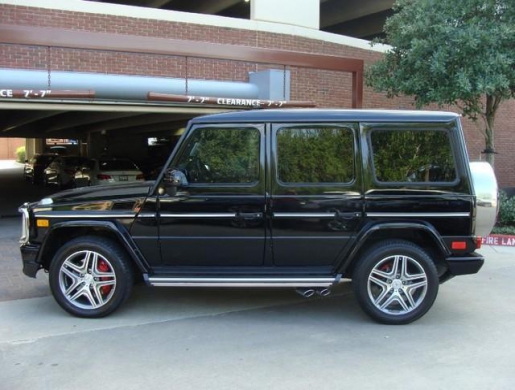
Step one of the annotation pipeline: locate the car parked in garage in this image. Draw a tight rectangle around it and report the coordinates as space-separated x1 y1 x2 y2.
43 156 90 189
23 154 58 185
73 157 144 187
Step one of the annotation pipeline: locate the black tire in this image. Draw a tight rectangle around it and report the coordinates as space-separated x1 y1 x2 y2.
352 240 439 325
49 236 134 318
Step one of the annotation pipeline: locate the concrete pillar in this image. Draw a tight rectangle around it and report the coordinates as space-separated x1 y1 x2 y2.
251 0 320 29
25 139 36 160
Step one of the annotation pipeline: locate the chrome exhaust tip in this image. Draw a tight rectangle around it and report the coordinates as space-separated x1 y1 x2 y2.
316 288 331 297
296 288 315 298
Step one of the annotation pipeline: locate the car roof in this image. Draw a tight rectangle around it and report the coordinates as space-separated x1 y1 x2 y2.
190 109 460 124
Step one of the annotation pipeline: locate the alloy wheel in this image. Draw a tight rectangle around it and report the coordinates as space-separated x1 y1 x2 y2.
367 254 428 316
58 250 117 310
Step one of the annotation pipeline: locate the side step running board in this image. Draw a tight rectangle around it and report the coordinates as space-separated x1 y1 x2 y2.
146 276 341 288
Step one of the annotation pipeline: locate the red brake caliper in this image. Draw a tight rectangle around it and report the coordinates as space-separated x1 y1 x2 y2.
98 260 113 295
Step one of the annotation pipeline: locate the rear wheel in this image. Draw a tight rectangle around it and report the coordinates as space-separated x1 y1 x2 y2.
352 240 439 324
49 236 134 318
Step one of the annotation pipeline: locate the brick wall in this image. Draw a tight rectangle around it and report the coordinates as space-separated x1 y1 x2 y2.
0 4 514 186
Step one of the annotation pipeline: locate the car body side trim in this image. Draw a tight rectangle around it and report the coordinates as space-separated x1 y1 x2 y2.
366 212 470 218
273 212 338 218
159 213 237 218
35 213 136 218
137 213 157 218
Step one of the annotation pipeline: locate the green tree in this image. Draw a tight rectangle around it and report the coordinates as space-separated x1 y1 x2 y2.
366 0 515 165
277 127 354 183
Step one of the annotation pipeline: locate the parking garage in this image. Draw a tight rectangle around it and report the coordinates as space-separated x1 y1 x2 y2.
0 20 366 217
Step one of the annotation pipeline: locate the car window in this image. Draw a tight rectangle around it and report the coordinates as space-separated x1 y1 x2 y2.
276 125 355 184
370 129 457 183
176 127 260 184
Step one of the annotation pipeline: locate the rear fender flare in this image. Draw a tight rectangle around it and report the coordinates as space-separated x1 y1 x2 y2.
336 222 450 274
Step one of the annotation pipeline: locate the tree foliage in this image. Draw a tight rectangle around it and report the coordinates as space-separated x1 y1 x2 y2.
277 127 354 183
366 0 515 164
371 130 455 182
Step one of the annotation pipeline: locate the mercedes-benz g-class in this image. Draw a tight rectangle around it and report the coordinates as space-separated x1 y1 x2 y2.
19 109 498 324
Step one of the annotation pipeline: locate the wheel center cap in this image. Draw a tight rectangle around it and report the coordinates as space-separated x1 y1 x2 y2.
392 279 402 289
83 274 93 284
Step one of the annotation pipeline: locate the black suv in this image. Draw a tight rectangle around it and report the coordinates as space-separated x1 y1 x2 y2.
19 109 498 324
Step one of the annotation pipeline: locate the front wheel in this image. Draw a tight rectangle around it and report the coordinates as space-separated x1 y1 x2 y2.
352 240 439 325
49 236 134 318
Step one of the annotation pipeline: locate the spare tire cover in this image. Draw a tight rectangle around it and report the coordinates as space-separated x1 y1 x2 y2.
470 161 498 237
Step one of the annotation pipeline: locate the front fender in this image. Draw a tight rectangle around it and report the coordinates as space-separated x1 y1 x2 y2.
38 220 150 273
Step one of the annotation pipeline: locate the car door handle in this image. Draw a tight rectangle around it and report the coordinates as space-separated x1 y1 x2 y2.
334 211 362 220
236 212 263 219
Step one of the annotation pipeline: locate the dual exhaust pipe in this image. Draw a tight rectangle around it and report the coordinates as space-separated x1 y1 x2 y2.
295 287 331 298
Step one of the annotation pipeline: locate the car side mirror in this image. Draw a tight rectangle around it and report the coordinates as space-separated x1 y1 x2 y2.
161 169 188 196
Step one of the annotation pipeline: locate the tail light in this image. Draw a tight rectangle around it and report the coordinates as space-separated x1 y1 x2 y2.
97 174 112 180
451 241 467 250
136 174 145 180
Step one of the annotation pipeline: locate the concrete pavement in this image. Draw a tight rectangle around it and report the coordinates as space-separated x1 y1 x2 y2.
0 160 55 218
0 160 53 302
0 244 514 389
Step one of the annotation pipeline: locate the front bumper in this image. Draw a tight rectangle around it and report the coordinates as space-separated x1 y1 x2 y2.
20 243 41 278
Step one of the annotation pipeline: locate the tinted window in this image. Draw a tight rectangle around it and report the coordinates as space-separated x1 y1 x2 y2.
371 129 456 182
176 127 260 184
276 126 354 184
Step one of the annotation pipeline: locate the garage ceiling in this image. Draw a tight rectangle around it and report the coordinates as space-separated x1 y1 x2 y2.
0 104 227 139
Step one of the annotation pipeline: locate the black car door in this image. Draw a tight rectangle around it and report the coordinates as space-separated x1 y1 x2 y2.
269 122 363 266
157 123 266 267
